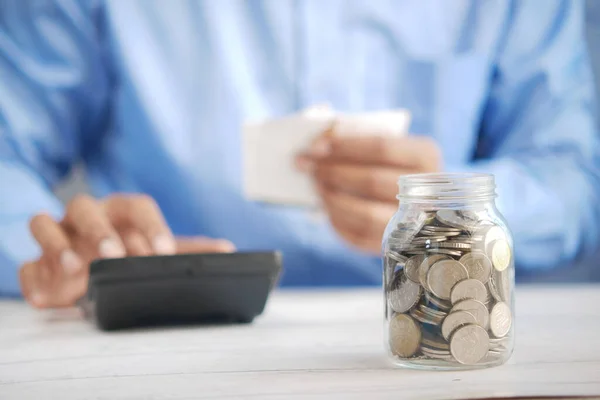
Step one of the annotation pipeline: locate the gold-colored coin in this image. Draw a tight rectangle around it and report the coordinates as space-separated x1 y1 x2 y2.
490 239 511 271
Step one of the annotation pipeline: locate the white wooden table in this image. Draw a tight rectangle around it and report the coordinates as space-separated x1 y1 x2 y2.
1 286 599 400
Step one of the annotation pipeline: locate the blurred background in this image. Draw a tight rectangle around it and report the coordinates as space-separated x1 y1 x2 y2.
2 0 600 301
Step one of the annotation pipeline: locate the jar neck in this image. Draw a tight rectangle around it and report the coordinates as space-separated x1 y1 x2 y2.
397 173 496 206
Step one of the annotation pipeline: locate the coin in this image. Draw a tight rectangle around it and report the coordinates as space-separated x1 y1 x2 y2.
410 307 444 325
450 279 488 305
418 254 450 290
404 255 425 283
420 229 462 237
441 310 477 340
436 241 472 249
421 347 452 356
490 302 512 338
452 299 490 330
489 269 511 302
425 291 452 311
422 335 450 350
411 236 448 245
387 250 409 263
389 314 421 358
436 210 475 230
419 303 447 318
427 260 469 300
405 250 427 256
459 252 492 283
490 239 511 271
478 225 506 250
422 225 462 233
389 274 422 313
427 248 463 257
450 324 490 365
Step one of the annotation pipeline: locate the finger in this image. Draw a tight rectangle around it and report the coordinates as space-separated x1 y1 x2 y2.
318 136 441 169
317 184 395 254
19 260 50 308
30 213 84 276
104 195 175 255
62 195 126 259
176 237 236 254
120 230 152 256
312 161 408 202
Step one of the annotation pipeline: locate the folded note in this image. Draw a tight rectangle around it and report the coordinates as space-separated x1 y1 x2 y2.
242 109 411 207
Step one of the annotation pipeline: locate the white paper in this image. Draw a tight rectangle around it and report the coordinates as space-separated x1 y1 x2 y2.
242 109 411 207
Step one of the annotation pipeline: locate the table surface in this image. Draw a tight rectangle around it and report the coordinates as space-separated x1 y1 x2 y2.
0 286 599 400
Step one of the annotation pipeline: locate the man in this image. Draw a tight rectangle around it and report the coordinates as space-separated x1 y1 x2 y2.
1 0 598 307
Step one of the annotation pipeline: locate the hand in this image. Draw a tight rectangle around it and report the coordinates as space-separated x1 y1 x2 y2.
296 134 442 254
20 194 235 309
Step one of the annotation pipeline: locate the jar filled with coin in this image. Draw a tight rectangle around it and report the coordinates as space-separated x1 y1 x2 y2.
382 173 514 370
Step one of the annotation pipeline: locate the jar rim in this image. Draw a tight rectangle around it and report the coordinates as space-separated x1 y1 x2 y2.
397 172 496 202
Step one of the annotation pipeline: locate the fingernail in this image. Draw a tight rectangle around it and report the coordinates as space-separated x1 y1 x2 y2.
60 250 83 274
217 240 236 253
310 139 331 157
152 234 176 255
295 157 314 173
30 291 46 307
99 238 126 258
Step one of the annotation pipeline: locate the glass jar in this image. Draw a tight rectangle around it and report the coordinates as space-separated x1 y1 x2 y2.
382 173 514 370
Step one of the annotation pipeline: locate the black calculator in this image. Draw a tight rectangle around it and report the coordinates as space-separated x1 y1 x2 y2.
79 251 282 330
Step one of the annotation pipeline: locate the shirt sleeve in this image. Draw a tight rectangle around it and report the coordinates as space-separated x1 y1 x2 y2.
0 0 109 296
456 0 600 273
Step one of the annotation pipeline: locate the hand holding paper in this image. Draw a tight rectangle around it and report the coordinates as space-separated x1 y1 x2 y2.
243 108 411 207
242 107 442 254
297 125 442 254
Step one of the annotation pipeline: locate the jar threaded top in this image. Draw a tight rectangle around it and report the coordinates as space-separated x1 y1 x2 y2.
397 173 496 203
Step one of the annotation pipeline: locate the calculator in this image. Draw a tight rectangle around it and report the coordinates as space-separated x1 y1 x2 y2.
79 251 282 330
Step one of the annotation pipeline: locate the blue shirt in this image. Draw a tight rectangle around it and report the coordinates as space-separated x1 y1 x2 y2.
0 0 598 296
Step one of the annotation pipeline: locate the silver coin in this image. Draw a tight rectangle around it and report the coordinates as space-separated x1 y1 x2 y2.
437 241 472 249
421 345 451 355
459 252 492 284
411 236 448 245
490 302 512 338
421 350 453 360
389 275 422 313
387 250 409 263
405 250 427 256
389 314 421 358
427 260 469 301
418 254 450 290
422 336 450 351
422 347 452 356
453 234 483 243
452 299 490 330
441 310 477 341
425 291 452 311
450 324 490 365
457 210 481 224
410 307 443 326
390 229 417 241
436 210 476 230
427 248 463 257
419 303 447 318
422 224 462 232
450 279 488 305
404 254 425 283
420 229 461 237
489 269 511 302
